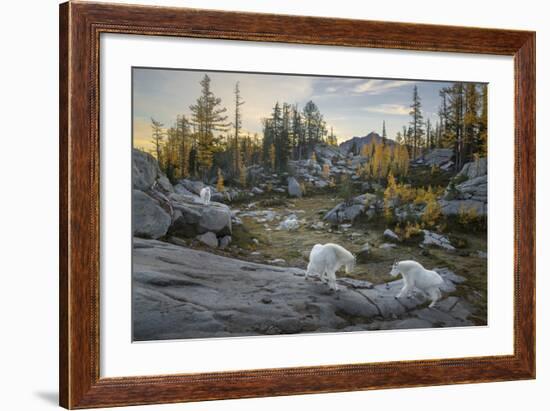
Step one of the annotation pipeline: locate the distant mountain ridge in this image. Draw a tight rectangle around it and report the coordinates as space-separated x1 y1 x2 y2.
339 132 396 155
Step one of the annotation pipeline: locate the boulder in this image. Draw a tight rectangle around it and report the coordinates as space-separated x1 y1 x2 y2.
439 157 488 216
324 203 364 224
458 157 487 179
422 230 455 251
251 187 264 195
200 204 232 233
383 229 400 242
178 179 205 195
219 235 232 249
133 149 167 191
168 194 232 238
423 148 454 166
173 183 196 197
196 232 218 248
456 175 487 200
323 193 375 224
133 189 171 239
287 177 302 197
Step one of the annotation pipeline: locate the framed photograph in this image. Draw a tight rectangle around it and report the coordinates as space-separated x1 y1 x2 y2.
59 1 535 408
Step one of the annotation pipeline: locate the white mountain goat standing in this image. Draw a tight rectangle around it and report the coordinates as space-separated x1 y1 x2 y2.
200 186 211 205
390 260 444 308
306 243 356 291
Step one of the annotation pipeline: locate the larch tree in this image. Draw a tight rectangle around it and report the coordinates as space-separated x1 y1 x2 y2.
189 74 228 178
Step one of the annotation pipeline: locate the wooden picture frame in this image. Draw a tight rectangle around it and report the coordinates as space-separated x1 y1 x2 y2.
59 1 535 408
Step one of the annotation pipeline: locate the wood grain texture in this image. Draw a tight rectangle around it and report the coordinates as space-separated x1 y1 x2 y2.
59 1 536 408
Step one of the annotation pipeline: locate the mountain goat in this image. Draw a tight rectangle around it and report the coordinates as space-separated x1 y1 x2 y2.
390 260 444 308
306 243 356 291
200 186 211 205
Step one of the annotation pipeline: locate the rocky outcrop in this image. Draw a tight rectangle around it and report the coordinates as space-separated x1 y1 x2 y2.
132 149 169 191
314 143 343 163
423 148 454 167
324 193 376 224
169 196 232 239
132 190 171 239
422 230 455 251
439 158 488 216
458 157 487 179
339 132 396 155
132 150 232 242
133 238 475 341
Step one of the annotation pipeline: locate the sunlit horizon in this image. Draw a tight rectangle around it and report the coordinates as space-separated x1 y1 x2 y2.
133 68 462 151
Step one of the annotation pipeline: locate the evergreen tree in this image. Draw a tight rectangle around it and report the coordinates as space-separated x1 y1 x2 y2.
409 85 425 159
426 118 433 149
177 114 191 178
302 100 325 154
478 84 488 156
150 118 164 163
444 83 466 170
327 126 338 146
464 83 480 164
232 82 245 175
189 74 228 178
290 104 304 159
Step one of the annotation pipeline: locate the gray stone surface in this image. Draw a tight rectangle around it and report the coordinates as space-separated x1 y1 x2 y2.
422 230 455 251
133 238 476 341
324 194 375 224
219 235 232 249
132 149 163 191
169 198 232 238
196 232 218 248
458 158 487 179
383 229 400 242
287 177 302 197
439 199 486 216
439 157 488 216
132 190 171 239
423 148 454 166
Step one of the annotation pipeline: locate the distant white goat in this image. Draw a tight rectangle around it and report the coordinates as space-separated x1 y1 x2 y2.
200 186 211 205
305 243 356 291
390 260 444 308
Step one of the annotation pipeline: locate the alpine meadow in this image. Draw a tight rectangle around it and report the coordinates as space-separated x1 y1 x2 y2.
132 68 488 341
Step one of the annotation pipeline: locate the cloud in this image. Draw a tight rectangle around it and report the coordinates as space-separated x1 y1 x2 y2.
363 104 410 116
353 80 414 95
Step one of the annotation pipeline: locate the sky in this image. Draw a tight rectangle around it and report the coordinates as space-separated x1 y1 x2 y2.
132 68 472 150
